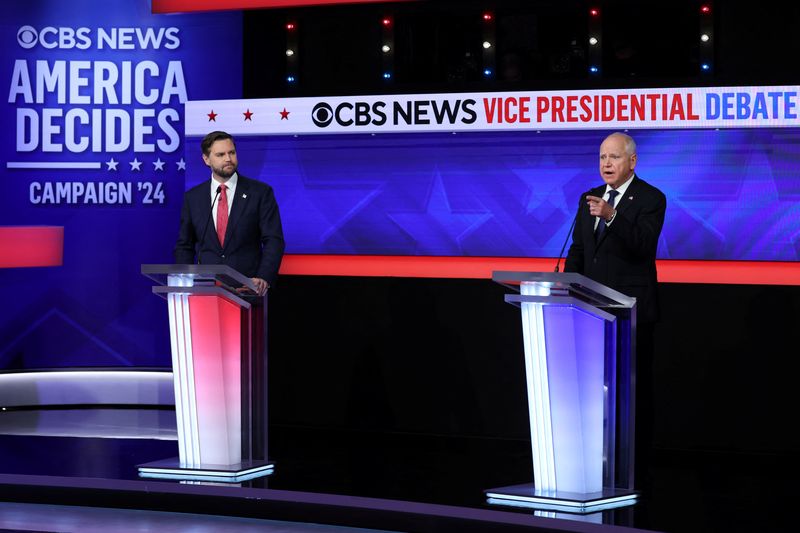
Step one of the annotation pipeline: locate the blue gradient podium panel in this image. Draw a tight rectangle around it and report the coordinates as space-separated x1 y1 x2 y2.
486 272 636 512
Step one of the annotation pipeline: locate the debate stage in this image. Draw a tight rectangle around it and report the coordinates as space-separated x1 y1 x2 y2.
0 400 793 532
2 276 799 533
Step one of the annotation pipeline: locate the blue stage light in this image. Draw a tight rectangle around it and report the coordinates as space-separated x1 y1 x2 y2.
483 68 492 76
589 66 599 73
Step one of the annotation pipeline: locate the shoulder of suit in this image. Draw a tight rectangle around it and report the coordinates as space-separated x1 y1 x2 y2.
631 175 666 198
237 174 273 193
186 179 212 196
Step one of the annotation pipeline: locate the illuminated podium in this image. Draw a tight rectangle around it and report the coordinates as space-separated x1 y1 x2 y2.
138 264 273 482
485 272 638 513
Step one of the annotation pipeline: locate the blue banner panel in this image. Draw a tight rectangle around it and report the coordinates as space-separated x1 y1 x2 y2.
0 0 242 370
220 129 800 261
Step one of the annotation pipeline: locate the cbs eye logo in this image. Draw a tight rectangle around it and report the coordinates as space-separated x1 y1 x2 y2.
311 102 334 128
17 26 38 49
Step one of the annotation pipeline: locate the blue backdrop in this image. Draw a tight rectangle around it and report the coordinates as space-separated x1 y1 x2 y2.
1 1 241 370
3 2 798 373
215 128 800 260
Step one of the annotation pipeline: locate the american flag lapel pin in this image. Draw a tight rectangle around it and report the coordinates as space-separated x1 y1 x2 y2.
242 194 247 198
628 196 634 200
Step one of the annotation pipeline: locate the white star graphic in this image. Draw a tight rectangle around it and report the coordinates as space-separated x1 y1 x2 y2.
153 158 165 171
130 158 142 171
106 158 118 171
176 158 187 171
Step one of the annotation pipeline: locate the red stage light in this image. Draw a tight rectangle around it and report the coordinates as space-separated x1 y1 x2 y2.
701 5 711 14
286 23 295 30
482 13 493 21
589 8 600 17
382 18 392 26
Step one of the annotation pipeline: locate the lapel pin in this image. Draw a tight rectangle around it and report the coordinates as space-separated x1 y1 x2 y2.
628 196 633 200
242 194 247 198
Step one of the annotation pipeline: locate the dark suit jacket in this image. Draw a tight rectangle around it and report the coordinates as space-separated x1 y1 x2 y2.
174 174 285 286
564 175 666 323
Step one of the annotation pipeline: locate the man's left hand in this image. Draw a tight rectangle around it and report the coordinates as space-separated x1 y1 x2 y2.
251 277 269 296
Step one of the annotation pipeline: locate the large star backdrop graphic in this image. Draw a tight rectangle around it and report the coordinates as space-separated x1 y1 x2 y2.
227 129 800 261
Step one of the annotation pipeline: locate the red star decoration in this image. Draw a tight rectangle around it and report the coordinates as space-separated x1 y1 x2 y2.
207 110 217 121
243 109 254 121
279 108 290 120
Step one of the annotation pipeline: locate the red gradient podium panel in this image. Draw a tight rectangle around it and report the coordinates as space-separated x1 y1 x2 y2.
141 265 272 482
188 295 242 466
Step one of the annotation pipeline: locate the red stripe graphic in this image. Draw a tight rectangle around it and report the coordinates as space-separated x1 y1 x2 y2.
0 226 64 268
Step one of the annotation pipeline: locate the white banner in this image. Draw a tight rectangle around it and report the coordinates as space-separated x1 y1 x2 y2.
186 85 800 136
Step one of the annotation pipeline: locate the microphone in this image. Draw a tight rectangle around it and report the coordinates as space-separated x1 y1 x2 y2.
554 211 578 273
197 186 221 264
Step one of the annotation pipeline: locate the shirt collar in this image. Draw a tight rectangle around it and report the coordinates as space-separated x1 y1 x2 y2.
605 173 634 198
210 172 238 193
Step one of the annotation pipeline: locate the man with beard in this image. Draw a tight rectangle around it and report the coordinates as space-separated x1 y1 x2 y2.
174 131 285 295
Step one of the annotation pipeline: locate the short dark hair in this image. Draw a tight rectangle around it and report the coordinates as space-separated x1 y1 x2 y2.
201 131 235 156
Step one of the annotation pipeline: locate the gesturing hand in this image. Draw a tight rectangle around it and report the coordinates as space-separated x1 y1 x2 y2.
586 195 615 222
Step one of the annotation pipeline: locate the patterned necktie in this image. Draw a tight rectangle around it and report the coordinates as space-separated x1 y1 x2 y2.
595 189 619 241
216 184 228 246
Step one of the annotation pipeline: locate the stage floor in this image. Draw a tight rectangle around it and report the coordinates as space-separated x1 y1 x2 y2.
0 408 794 533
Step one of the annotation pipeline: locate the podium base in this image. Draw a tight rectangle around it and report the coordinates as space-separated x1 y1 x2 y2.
138 458 274 483
485 483 638 514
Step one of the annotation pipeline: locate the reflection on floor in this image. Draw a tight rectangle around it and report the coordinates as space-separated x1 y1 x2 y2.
0 502 398 533
0 408 796 533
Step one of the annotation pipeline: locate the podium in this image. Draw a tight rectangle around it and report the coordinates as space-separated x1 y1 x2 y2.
485 272 638 513
138 264 273 482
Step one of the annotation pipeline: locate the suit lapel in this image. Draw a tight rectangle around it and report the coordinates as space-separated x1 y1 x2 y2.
593 176 638 249
223 176 249 250
198 181 223 251
613 175 639 219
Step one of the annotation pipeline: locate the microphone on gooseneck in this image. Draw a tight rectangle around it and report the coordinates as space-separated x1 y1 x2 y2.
554 211 578 273
197 186 222 265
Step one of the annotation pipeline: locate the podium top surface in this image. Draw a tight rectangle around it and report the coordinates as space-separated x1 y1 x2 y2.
141 264 257 293
492 271 636 310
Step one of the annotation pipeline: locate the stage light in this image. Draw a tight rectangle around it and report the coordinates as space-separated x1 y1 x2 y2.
589 37 598 45
286 49 294 56
287 75 296 82
589 8 600 17
701 63 711 71
286 23 295 30
382 44 391 53
483 13 493 21
482 41 492 49
382 18 392 26
383 72 392 79
483 68 492 76
589 66 599 73
701 5 711 14
700 34 710 42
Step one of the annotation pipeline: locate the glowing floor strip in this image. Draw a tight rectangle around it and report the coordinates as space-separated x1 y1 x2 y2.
139 464 274 483
486 493 638 513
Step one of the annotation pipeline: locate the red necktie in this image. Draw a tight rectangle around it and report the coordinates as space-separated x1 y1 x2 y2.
216 184 228 246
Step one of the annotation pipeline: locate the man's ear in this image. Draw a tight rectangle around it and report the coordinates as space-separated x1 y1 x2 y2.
202 154 210 167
